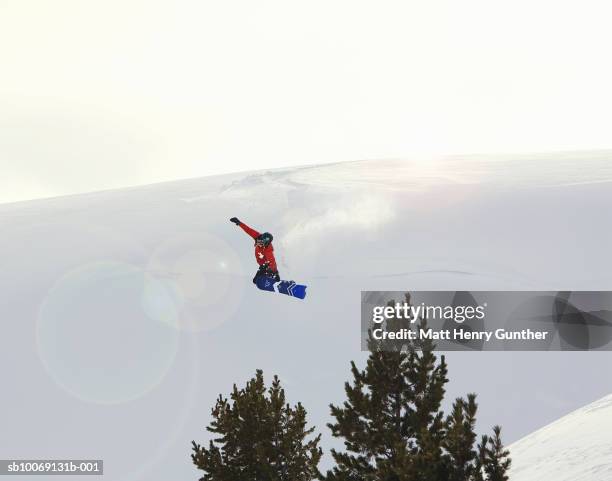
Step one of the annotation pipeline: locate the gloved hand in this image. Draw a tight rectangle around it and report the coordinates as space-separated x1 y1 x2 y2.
230 217 240 225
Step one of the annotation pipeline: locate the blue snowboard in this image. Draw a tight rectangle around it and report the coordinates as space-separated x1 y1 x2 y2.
255 276 307 299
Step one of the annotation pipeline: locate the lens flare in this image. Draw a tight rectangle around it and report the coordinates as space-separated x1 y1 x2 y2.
145 232 245 332
37 261 180 405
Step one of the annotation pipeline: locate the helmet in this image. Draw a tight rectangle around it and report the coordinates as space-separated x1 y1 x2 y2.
256 232 273 247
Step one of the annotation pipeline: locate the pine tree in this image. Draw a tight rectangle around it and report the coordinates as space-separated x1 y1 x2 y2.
480 426 511 481
326 292 511 481
326 293 449 480
472 435 488 481
443 394 478 481
191 370 322 481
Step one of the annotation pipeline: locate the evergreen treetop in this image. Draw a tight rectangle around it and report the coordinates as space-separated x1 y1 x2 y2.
192 370 322 481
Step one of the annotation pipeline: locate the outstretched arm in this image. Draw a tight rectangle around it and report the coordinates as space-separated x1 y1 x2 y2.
238 222 260 239
230 217 260 239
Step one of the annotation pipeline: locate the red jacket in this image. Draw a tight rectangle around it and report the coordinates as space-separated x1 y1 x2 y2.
238 222 278 272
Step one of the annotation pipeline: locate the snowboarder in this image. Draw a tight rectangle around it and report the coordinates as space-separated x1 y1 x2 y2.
230 217 281 284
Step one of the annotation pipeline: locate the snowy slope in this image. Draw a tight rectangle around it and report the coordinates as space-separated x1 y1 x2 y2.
1 152 612 480
509 394 612 481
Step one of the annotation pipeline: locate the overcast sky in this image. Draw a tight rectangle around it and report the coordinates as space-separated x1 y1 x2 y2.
1 0 611 204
